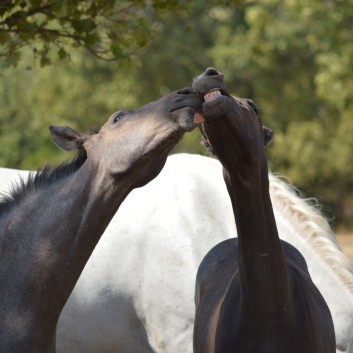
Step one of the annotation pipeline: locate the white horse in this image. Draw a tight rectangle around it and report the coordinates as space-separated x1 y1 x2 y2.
1 153 352 353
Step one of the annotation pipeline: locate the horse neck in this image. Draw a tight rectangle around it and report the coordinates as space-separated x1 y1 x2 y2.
0 160 130 351
224 161 292 315
32 161 129 295
51 163 129 281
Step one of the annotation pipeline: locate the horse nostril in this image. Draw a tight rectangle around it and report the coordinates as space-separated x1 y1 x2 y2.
178 87 193 95
204 67 221 77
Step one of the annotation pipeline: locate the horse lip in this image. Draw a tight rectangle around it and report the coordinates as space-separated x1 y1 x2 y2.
169 107 180 113
203 87 222 97
193 82 228 100
205 88 221 94
169 106 198 114
169 107 202 130
202 88 229 102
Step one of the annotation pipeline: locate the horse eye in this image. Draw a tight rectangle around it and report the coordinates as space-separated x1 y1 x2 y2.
247 100 259 114
113 112 125 123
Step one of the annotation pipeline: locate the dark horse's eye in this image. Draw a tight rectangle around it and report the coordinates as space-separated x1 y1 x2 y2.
113 111 125 123
247 100 259 114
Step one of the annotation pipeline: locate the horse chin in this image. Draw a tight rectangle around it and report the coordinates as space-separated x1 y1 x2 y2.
170 107 205 132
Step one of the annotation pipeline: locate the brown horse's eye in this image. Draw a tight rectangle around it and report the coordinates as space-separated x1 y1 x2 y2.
113 112 125 123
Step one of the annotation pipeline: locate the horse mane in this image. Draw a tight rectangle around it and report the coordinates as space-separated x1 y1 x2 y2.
0 150 87 214
269 172 353 293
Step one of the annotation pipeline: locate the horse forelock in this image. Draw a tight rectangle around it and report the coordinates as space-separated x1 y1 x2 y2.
0 150 87 215
269 172 353 293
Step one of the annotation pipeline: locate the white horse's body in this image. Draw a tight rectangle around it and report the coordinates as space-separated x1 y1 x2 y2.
1 153 352 353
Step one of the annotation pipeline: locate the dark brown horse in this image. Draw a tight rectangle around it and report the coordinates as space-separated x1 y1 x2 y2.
0 87 203 353
192 68 335 353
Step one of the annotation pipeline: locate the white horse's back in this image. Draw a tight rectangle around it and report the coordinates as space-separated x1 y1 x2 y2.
0 167 30 193
1 154 352 353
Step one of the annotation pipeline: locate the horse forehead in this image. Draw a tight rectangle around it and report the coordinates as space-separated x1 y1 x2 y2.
100 113 164 136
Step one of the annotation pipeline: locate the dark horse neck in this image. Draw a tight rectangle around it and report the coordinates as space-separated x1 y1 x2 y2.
223 160 292 316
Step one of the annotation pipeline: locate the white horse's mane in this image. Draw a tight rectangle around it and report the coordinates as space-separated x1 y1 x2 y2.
269 172 353 293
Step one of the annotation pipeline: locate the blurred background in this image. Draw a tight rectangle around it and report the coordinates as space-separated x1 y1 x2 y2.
0 0 352 240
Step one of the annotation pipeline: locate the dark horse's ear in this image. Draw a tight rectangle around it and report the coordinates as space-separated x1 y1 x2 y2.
49 126 89 151
263 126 274 146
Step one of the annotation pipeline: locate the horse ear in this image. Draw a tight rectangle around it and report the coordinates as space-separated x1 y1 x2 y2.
49 126 89 151
263 126 274 146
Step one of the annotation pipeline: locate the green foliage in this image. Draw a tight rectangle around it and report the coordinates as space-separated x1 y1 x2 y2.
0 0 187 68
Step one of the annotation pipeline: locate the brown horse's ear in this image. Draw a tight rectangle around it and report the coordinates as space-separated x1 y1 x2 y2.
49 126 89 151
263 126 274 146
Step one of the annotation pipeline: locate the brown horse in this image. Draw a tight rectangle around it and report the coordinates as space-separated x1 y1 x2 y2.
192 68 335 353
0 87 203 353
